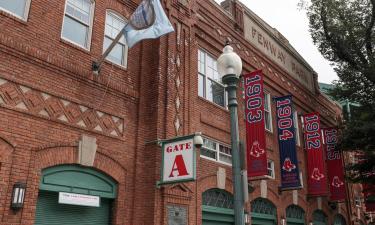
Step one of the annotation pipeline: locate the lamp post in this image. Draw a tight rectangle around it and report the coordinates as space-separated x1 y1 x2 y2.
217 43 244 225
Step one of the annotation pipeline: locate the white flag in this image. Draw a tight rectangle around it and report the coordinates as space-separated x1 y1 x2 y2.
123 0 174 48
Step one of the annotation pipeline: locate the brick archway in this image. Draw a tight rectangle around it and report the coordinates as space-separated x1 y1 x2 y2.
0 136 15 222
22 145 127 225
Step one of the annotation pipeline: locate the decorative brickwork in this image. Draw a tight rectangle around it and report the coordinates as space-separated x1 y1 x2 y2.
0 77 124 137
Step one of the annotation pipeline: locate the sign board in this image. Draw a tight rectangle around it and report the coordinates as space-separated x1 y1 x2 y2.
161 135 196 184
58 192 100 207
243 13 315 92
167 205 188 225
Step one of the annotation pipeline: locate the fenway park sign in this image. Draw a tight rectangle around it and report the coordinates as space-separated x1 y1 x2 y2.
160 135 196 184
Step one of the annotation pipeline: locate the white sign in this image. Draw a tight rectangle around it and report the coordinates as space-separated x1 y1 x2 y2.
243 13 315 92
58 192 100 207
161 136 196 184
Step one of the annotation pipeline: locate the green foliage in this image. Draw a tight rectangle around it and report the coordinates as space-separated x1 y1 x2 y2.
303 0 375 184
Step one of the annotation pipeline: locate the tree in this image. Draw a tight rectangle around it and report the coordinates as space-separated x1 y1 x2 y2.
301 0 375 185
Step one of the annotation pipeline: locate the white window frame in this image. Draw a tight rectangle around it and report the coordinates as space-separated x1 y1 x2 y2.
200 137 232 166
198 49 227 108
103 10 128 68
61 0 95 50
264 92 273 132
267 159 275 179
0 0 32 21
293 110 301 146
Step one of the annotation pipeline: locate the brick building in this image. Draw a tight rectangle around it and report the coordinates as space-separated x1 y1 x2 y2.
0 0 357 224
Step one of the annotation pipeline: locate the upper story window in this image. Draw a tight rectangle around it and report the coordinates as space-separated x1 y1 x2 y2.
0 0 31 20
267 159 275 179
264 92 273 132
198 49 226 107
293 110 301 146
200 138 232 165
62 0 94 49
103 11 128 67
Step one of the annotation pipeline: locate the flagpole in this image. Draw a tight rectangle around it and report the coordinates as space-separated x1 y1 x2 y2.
92 23 129 73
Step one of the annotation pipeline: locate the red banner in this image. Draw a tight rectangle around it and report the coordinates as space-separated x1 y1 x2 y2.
303 112 327 196
323 128 346 201
244 70 268 178
363 184 375 212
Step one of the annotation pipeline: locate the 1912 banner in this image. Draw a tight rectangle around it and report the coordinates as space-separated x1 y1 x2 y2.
323 128 346 201
303 112 327 196
275 95 301 189
244 70 268 178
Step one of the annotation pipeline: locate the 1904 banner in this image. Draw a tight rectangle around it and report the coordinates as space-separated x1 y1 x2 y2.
244 70 268 178
303 112 327 196
275 95 301 190
323 128 346 201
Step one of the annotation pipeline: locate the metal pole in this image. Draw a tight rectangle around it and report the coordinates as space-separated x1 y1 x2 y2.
92 24 128 73
222 73 245 225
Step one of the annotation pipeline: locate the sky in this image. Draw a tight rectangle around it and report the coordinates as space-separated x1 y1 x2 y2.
214 0 338 84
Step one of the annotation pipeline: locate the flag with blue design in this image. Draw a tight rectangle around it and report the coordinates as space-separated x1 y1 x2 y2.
124 0 174 48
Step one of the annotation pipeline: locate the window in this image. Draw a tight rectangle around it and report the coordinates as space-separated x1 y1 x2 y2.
294 110 301 146
264 92 273 132
355 195 362 207
200 138 232 165
267 160 275 179
62 0 94 49
0 0 31 20
103 11 128 67
198 49 226 107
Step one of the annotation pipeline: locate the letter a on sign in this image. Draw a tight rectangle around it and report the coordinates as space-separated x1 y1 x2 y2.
160 135 196 184
169 155 189 177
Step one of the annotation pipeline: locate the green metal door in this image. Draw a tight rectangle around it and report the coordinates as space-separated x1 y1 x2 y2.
35 191 111 225
251 198 277 225
202 189 234 225
286 205 305 225
34 165 117 225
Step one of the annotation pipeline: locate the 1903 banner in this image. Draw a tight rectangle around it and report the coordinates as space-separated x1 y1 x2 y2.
275 95 301 190
303 112 327 196
244 70 268 178
323 128 346 201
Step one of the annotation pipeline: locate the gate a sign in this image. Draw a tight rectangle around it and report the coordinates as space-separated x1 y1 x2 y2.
160 135 196 184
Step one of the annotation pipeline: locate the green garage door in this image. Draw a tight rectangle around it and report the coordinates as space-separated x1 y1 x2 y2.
251 198 277 225
34 165 117 225
35 191 111 225
202 189 234 225
286 205 305 225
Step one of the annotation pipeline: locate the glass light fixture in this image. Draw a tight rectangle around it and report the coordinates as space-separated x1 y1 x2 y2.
11 182 26 210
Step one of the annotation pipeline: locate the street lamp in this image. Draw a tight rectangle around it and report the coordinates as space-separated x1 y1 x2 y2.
217 42 244 225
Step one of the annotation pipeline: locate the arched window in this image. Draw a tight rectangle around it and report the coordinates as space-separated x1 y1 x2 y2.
333 214 346 225
202 189 234 225
202 188 233 209
251 198 277 225
286 204 305 224
312 210 327 225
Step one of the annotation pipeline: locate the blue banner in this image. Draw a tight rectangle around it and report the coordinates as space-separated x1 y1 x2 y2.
275 95 301 190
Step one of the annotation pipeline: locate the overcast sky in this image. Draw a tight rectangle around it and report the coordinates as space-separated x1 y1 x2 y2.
214 0 338 84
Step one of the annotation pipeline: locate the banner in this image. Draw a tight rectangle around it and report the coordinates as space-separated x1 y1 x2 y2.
363 184 375 212
275 95 301 189
323 128 346 201
244 70 268 178
303 112 327 196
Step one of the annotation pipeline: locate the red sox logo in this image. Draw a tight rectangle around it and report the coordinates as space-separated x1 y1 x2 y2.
249 141 265 158
282 157 296 172
332 176 344 188
311 168 325 181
